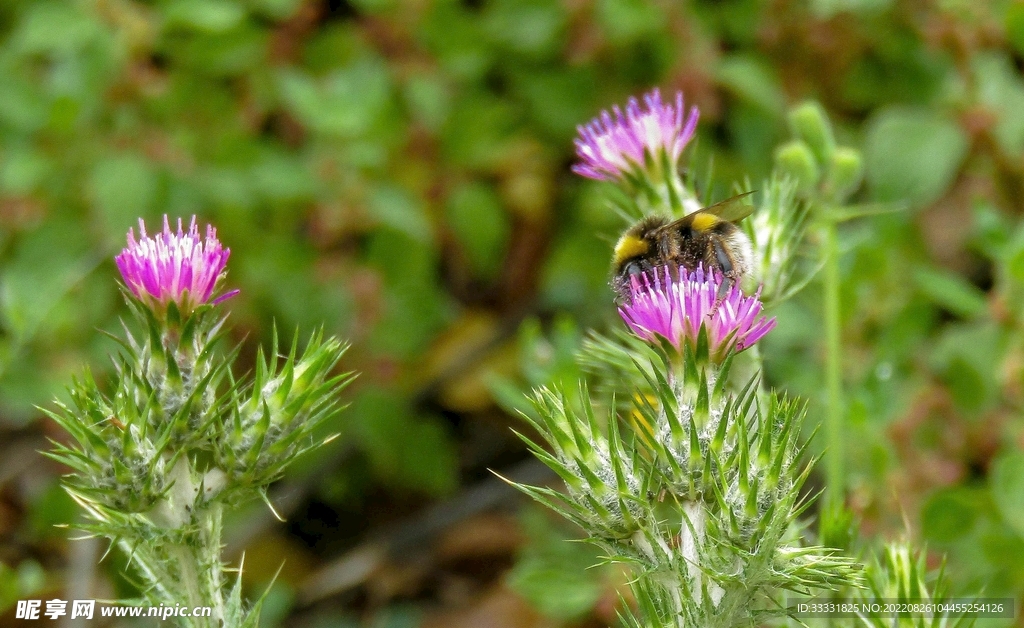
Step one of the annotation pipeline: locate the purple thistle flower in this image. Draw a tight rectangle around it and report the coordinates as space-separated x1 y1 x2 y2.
572 89 699 181
618 265 775 362
115 216 238 316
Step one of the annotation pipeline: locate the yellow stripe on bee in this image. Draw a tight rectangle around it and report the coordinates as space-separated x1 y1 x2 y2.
613 234 649 264
690 213 720 232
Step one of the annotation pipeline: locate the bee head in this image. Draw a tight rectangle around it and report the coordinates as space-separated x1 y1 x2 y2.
612 232 650 268
611 216 672 302
612 216 669 267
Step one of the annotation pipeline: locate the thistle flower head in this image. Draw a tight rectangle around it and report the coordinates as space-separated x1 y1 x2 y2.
618 265 775 362
115 215 238 316
572 89 699 182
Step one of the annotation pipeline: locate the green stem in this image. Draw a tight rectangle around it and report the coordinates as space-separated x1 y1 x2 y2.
204 504 226 625
153 458 225 628
170 544 211 628
822 216 844 513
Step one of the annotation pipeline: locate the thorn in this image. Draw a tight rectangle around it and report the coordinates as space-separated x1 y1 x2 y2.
261 492 285 522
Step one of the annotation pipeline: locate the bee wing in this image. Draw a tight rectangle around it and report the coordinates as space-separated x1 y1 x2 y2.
684 191 756 222
650 191 756 235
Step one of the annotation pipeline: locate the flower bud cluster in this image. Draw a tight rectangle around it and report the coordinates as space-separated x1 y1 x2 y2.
743 175 811 304
775 101 864 203
47 370 170 514
515 387 644 539
855 543 969 628
217 329 352 492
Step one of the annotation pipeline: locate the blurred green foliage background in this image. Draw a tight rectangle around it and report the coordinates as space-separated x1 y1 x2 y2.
2 0 1024 625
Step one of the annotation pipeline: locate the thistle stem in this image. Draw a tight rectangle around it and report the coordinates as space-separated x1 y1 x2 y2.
204 504 226 625
155 458 226 627
821 216 844 513
170 544 210 628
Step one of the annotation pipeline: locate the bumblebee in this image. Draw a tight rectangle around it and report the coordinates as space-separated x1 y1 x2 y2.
612 192 755 301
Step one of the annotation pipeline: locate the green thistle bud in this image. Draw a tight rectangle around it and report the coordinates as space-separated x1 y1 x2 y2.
788 101 836 166
825 145 864 201
219 330 353 491
774 140 820 193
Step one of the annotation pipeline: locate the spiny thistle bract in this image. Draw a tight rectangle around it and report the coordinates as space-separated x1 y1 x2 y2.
45 216 354 627
854 543 978 628
742 174 813 305
511 336 861 627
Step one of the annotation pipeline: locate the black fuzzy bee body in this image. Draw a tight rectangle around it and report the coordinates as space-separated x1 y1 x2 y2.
611 194 754 301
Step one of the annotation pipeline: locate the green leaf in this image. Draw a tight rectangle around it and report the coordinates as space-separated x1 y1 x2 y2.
539 231 610 311
164 0 246 33
199 168 257 209
912 267 987 320
368 606 420 628
930 322 1003 414
0 147 50 194
441 93 517 168
1006 2 1024 56
484 0 566 58
368 184 432 244
403 74 451 132
239 236 352 331
249 0 302 20
596 0 664 44
864 107 968 208
1005 227 1024 282
351 388 458 495
991 451 1024 540
445 182 510 279
811 0 894 17
249 153 318 203
350 0 396 13
716 54 786 117
506 509 604 620
88 155 159 232
971 52 1024 157
0 220 97 341
168 22 268 76
0 72 47 133
922 487 980 544
10 3 105 55
27 481 78 539
512 67 598 139
362 229 452 357
420 3 493 80
277 59 392 137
